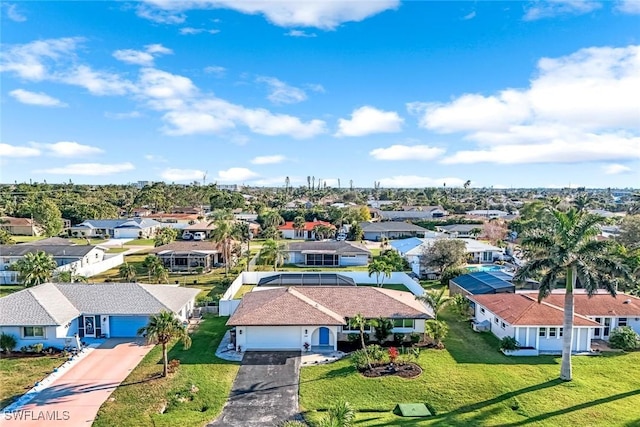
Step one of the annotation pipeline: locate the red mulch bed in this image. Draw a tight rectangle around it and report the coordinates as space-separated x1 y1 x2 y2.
361 362 422 379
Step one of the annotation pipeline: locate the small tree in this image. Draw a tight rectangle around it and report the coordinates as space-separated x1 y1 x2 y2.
609 326 640 351
416 287 450 321
154 227 178 247
137 311 191 377
368 260 392 287
119 262 137 282
258 239 286 271
425 319 449 348
12 251 57 288
450 293 471 318
0 333 17 353
500 336 519 351
371 317 394 344
421 239 467 276
348 314 372 369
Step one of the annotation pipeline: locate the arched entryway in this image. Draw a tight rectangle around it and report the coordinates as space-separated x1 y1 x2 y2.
318 327 330 346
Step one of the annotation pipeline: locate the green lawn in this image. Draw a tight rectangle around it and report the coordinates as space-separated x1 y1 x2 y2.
300 310 640 426
94 316 239 427
0 353 67 408
0 286 22 297
11 236 46 243
106 247 129 253
124 239 156 246
233 285 255 299
68 238 109 245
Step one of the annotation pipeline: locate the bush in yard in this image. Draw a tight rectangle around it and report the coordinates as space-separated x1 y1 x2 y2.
609 326 640 351
388 347 399 364
350 348 370 371
500 336 519 351
0 333 17 353
366 344 387 365
280 422 307 427
168 359 181 374
450 293 471 318
32 343 44 353
318 401 355 427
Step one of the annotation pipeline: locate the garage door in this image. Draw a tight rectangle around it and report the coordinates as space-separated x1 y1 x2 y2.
109 315 150 337
245 326 301 350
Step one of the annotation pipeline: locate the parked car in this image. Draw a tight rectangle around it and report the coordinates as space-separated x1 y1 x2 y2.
192 232 206 241
182 231 193 240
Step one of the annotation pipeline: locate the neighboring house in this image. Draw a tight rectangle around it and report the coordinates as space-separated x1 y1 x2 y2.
374 205 448 221
228 286 432 351
0 216 42 236
149 241 222 273
284 241 371 267
234 213 259 222
461 239 504 263
436 224 483 238
278 220 335 240
466 210 510 219
469 293 599 355
0 243 122 284
70 218 161 239
146 213 202 229
449 271 516 296
360 222 429 241
0 282 199 350
183 222 216 238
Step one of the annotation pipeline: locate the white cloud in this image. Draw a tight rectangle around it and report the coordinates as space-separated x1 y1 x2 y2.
37 162 134 175
602 163 633 175
462 11 476 20
104 111 142 119
9 89 66 107
285 29 317 37
140 0 400 30
161 168 205 181
369 144 445 161
29 141 103 157
336 106 404 137
6 4 26 22
377 175 465 188
257 76 307 104
60 65 135 96
413 45 640 165
138 67 198 103
204 65 226 77
113 44 173 66
0 37 82 80
251 155 286 165
0 143 41 157
179 27 220 35
617 0 640 14
306 83 325 93
215 167 258 182
145 154 168 162
523 0 602 21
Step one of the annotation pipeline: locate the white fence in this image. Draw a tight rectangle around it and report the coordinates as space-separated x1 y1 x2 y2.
219 271 426 316
74 254 124 277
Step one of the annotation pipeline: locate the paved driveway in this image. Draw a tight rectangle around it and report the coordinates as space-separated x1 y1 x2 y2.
208 351 301 427
1 338 153 427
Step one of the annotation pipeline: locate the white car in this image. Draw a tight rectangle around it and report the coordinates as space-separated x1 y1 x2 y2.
192 232 206 241
182 232 193 240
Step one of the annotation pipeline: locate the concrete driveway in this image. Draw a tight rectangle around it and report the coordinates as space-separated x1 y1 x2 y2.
1 338 153 427
208 351 301 427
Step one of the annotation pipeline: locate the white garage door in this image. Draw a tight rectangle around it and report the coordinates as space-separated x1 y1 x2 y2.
245 326 301 350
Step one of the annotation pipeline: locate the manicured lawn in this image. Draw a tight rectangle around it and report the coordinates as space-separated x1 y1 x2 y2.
94 316 239 427
0 353 67 408
124 239 156 246
233 285 255 299
358 283 408 292
69 238 109 245
106 247 129 253
0 285 23 297
300 309 640 426
11 236 45 243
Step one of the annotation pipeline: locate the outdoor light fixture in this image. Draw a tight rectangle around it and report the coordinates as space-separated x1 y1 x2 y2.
239 329 242 335
304 329 308 335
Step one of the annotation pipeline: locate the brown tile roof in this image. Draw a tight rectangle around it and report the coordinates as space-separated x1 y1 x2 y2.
184 222 216 231
469 294 599 327
149 241 221 253
531 292 640 317
0 216 34 226
228 286 432 326
278 221 335 231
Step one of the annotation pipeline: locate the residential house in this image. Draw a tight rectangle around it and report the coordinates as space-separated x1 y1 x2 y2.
436 224 483 238
0 216 41 236
149 241 222 273
146 213 202 230
0 282 199 350
466 210 510 219
284 241 371 267
183 222 216 238
278 220 335 240
449 271 516 296
360 222 429 241
70 218 161 239
228 286 432 351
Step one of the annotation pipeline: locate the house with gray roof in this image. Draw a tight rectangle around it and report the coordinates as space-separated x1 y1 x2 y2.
0 282 199 350
284 241 371 267
436 224 484 238
69 218 161 239
359 221 429 241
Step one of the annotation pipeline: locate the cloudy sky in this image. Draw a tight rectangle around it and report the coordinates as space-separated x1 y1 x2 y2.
1 1 639 188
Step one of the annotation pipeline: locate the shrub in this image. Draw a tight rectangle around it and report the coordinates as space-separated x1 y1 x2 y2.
393 333 406 343
32 343 44 353
280 422 307 427
366 344 387 364
500 336 519 351
350 349 370 371
451 293 471 318
168 359 181 374
609 326 640 351
0 333 17 353
388 347 399 363
409 333 421 344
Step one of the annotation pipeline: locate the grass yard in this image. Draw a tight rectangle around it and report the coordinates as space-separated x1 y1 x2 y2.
233 285 255 299
124 239 156 246
0 285 22 297
11 236 45 243
300 309 640 426
94 316 239 427
68 238 109 245
0 353 67 408
106 247 129 253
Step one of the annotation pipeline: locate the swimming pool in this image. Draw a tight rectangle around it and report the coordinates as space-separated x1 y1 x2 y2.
465 265 503 273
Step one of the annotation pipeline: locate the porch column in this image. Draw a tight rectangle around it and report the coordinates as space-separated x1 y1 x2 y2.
525 327 530 347
576 328 581 351
535 327 540 350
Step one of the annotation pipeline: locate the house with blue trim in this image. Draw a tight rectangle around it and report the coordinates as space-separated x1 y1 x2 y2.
69 218 161 239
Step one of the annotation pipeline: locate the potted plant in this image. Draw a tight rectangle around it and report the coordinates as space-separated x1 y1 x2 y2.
303 342 310 352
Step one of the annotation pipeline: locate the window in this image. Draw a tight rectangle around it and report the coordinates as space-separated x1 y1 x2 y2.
618 318 628 327
343 319 371 333
539 328 546 337
559 328 563 337
501 322 506 329
549 327 557 338
306 253 339 266
494 317 499 324
480 307 485 314
23 326 44 338
393 319 414 328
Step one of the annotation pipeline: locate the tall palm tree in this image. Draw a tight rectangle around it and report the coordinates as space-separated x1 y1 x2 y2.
143 255 165 283
210 217 235 275
232 221 252 272
293 216 306 239
54 270 88 283
119 262 137 282
514 207 630 381
348 313 372 369
137 311 191 377
258 239 286 271
416 287 451 321
11 251 57 288
368 260 392 287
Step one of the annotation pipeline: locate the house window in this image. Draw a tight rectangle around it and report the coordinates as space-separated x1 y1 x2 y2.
559 328 564 337
501 322 506 329
343 319 371 333
494 317 499 324
393 319 414 328
539 328 546 337
549 327 557 338
23 326 45 338
306 254 339 266
480 307 485 314
618 318 628 327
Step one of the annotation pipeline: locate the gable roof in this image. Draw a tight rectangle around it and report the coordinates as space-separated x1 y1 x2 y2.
228 286 433 326
469 294 599 327
20 237 73 246
286 241 370 256
278 221 335 231
0 216 36 226
359 222 428 233
436 224 483 233
73 218 160 229
149 241 221 254
0 244 99 258
0 283 199 326
528 292 640 317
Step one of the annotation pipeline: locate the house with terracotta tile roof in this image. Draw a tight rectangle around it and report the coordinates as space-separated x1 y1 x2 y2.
278 220 335 240
0 216 42 236
228 286 433 352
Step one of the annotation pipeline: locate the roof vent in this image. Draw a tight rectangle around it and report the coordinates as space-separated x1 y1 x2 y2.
624 299 631 304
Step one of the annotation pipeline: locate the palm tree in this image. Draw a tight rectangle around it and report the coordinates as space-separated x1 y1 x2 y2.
258 239 286 271
152 265 169 284
119 262 137 282
348 313 372 370
293 216 306 239
424 319 449 348
514 207 630 381
137 311 191 377
232 221 252 272
368 260 392 287
11 251 57 288
54 270 88 283
210 217 235 275
143 255 165 283
416 287 450 321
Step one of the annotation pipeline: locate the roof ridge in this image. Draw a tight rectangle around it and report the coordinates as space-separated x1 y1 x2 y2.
287 287 345 323
509 295 545 324
33 284 71 324
137 283 173 312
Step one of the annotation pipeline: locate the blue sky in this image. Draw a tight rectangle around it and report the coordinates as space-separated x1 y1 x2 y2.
1 0 639 188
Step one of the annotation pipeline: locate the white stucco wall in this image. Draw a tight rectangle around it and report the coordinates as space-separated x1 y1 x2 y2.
339 254 369 266
0 321 79 351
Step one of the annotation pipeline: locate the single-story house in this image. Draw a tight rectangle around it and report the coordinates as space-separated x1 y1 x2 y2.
466 210 511 219
284 241 371 267
146 213 202 229
0 282 199 350
0 216 42 236
461 239 504 263
449 271 516 296
278 220 335 240
228 286 433 351
435 224 483 238
149 241 222 273
183 222 216 238
0 243 118 284
69 218 161 239
360 222 429 241
372 207 447 221
469 293 599 355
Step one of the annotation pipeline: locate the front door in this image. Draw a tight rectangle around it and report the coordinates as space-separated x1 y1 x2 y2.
319 327 330 346
84 316 96 337
603 318 611 339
